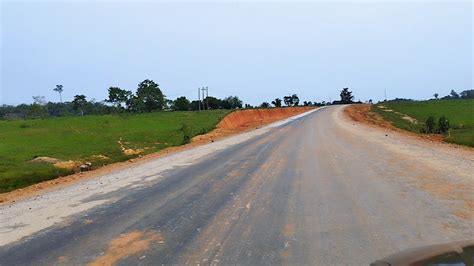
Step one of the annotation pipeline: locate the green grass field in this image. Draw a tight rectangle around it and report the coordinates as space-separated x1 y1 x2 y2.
0 110 229 193
372 99 474 147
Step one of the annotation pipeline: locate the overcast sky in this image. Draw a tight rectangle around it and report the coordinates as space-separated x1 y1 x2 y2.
1 1 472 105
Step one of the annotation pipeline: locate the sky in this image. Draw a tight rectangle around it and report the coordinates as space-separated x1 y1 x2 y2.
1 1 472 106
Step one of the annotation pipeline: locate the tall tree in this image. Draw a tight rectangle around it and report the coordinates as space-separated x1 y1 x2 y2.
136 79 165 112
272 98 282 107
53 85 64 103
72 95 88 116
340 88 354 104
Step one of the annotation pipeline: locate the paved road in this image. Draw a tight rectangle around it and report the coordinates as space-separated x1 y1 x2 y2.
0 106 472 265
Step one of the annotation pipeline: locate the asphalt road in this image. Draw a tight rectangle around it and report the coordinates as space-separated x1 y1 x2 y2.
0 106 472 265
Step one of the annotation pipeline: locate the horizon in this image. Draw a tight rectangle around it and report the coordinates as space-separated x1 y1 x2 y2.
1 1 472 106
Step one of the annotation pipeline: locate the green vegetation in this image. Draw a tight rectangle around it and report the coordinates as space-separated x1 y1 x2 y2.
0 110 229 192
372 99 474 147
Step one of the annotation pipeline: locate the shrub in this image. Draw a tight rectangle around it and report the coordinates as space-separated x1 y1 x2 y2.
179 124 193 144
425 116 436 133
438 116 450 134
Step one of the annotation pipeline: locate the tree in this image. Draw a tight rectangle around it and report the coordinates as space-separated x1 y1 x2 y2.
291 94 300 106
450 90 460 99
32 95 47 105
30 96 48 118
283 96 292 106
173 96 191 111
438 116 450 135
135 79 165 112
340 88 354 104
204 96 222 109
433 93 439 100
72 95 88 116
53 85 64 103
460 89 474 99
222 96 242 109
425 116 436 133
271 98 282 107
106 87 132 109
260 102 270 108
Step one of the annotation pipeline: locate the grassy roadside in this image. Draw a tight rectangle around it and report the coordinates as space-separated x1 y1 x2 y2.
372 99 474 147
0 110 229 192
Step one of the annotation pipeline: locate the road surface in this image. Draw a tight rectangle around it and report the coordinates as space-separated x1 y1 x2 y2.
0 106 472 265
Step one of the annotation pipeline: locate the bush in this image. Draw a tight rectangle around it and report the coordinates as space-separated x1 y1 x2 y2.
438 116 450 134
425 116 436 133
179 124 193 144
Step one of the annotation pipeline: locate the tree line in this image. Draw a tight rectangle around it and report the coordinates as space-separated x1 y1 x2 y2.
2 79 346 120
0 79 246 119
432 89 474 100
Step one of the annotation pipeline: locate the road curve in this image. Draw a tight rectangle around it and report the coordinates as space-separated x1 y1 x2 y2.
0 106 472 265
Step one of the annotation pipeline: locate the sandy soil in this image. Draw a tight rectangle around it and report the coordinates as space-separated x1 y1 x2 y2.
0 107 314 204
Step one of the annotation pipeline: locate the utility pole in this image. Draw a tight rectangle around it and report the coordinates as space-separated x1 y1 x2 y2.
201 87 207 110
206 86 209 110
384 89 387 101
198 87 201 111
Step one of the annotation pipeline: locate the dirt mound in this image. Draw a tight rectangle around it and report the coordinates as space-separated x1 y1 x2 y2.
54 160 80 170
30 157 61 164
218 107 314 130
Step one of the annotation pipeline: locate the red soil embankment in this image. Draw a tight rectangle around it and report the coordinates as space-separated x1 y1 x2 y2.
218 107 314 130
191 107 315 145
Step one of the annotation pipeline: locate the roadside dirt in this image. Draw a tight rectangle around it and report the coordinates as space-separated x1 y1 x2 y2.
87 230 164 266
344 104 474 220
0 107 314 204
345 104 445 143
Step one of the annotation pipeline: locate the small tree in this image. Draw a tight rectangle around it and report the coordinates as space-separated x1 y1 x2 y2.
438 116 450 134
72 95 88 116
340 88 354 104
106 87 132 109
260 102 270 108
283 96 292 106
450 90 460 99
53 85 64 103
173 96 191 111
30 96 48 118
433 93 439 100
271 98 282 107
291 94 300 106
222 96 242 109
460 89 474 99
425 116 436 133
